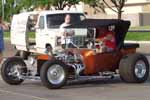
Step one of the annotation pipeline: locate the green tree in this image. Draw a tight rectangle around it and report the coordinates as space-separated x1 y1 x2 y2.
22 0 81 10
103 0 127 19
1 0 127 21
82 0 105 13
1 0 82 21
82 0 127 19
48 0 80 10
1 0 26 21
1 0 16 21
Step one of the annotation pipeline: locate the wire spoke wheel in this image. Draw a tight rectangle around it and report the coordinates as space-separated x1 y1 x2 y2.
1 57 27 85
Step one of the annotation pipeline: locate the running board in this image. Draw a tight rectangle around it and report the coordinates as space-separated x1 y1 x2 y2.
20 75 41 81
20 74 119 82
68 75 119 84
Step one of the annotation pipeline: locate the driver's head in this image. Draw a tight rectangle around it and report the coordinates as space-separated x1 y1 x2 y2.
65 14 71 24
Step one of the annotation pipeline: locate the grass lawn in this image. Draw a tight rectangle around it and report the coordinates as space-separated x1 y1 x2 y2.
4 31 35 38
125 32 150 41
4 32 10 38
126 26 150 41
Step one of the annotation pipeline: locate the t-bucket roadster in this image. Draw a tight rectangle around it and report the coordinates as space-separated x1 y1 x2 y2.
1 16 149 89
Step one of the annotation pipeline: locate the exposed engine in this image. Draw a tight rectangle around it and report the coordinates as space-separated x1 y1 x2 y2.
55 51 85 77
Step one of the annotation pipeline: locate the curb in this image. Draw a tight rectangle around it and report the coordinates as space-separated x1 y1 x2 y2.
125 41 150 44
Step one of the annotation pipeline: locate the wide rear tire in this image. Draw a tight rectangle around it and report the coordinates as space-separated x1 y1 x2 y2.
119 54 149 83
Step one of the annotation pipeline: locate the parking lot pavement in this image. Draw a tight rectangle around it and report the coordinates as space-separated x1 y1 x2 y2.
1 40 150 100
0 76 150 100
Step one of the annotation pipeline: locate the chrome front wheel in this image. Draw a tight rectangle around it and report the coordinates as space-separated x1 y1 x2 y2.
47 64 65 85
40 60 68 89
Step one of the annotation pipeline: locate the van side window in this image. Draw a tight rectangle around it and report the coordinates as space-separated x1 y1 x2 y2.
39 16 45 29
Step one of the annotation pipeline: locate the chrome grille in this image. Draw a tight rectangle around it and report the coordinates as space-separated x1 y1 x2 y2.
72 36 86 46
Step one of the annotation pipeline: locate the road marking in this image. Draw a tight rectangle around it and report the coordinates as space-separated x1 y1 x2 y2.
0 89 48 100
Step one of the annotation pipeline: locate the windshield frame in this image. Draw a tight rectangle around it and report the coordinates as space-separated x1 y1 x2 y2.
46 13 85 28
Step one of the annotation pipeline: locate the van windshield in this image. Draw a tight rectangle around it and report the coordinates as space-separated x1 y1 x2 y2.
46 13 85 28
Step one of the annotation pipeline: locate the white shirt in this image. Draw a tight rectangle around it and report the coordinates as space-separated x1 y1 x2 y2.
59 23 74 44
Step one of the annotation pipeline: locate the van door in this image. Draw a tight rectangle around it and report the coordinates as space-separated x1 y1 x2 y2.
11 14 29 51
36 16 49 53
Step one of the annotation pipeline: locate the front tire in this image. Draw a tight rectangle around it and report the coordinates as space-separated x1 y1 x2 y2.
40 60 68 89
1 57 27 85
119 54 149 83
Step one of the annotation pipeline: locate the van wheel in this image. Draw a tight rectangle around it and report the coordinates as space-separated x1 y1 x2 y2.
119 54 149 83
1 57 27 85
40 60 68 89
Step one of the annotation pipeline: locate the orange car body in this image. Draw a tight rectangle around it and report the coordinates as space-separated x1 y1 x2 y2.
37 19 137 75
37 46 137 75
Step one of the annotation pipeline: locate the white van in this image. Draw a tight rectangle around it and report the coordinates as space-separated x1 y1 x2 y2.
11 10 87 55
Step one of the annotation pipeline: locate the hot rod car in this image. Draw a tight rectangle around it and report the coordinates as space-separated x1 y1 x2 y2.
1 13 149 89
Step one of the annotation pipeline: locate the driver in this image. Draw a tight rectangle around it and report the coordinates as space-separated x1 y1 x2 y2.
96 26 116 52
59 14 75 49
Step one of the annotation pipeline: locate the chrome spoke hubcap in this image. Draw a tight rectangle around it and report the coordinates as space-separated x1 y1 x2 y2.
47 64 65 85
135 60 146 78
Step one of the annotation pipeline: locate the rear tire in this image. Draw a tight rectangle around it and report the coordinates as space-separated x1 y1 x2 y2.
119 53 149 83
1 57 27 85
40 60 68 89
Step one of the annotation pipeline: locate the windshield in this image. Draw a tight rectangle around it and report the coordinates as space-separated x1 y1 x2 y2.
46 13 85 28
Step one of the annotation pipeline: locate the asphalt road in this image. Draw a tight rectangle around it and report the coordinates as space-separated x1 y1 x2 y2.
1 40 150 100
